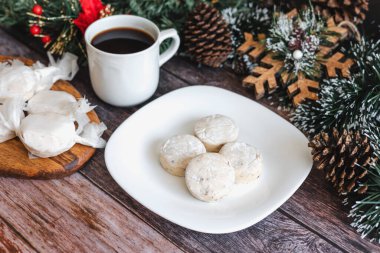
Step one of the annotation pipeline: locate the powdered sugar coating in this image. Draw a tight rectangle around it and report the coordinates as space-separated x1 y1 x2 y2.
160 134 206 177
219 142 263 184
185 153 235 202
26 90 76 116
18 113 76 158
194 114 239 152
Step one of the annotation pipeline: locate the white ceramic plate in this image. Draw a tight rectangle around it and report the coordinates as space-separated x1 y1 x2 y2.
105 85 312 234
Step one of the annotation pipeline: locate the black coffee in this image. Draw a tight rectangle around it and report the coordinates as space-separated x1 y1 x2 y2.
91 28 155 54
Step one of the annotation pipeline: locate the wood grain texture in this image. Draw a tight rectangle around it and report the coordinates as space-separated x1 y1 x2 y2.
0 217 36 253
0 174 180 253
0 35 177 251
0 30 339 250
1 27 380 252
79 152 341 253
70 71 340 252
0 56 100 179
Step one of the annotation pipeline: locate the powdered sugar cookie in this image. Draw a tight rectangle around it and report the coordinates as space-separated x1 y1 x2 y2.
160 134 206 176
185 153 235 202
194 114 239 152
220 142 263 184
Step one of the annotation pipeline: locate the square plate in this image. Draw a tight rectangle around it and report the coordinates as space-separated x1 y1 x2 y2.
105 86 312 234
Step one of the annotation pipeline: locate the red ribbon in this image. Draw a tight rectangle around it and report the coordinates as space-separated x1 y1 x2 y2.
73 0 105 34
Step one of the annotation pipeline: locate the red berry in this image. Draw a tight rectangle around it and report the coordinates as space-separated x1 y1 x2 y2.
41 35 51 44
32 4 43 15
30 25 41 35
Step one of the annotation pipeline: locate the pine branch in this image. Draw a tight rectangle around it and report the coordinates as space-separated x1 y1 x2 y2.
349 162 380 242
291 38 380 137
124 0 201 31
343 76 380 241
222 1 271 73
0 0 34 26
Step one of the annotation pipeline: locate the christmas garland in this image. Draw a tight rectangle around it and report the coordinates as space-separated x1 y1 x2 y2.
292 38 380 136
2 0 209 60
292 37 380 241
1 0 380 244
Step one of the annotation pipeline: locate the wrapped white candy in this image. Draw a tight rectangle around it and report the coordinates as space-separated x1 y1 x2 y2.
18 113 107 158
25 90 95 133
0 53 106 158
0 53 79 101
26 90 77 115
0 98 25 143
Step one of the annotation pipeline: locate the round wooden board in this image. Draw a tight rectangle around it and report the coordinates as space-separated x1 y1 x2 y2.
0 56 100 179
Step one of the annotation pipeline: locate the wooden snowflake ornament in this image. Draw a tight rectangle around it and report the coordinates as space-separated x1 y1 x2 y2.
238 9 354 106
242 53 284 99
322 52 354 78
287 74 319 106
237 33 266 62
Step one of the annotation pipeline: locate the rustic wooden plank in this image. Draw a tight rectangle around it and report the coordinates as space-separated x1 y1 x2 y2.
281 169 373 253
162 57 292 119
0 28 341 252
162 56 380 253
68 66 342 252
0 28 181 253
80 157 342 253
0 217 36 253
0 174 181 253
68 68 342 253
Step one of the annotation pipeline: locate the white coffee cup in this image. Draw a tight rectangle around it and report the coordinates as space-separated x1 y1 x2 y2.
85 15 180 106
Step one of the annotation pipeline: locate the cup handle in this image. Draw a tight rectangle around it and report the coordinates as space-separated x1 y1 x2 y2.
158 29 180 67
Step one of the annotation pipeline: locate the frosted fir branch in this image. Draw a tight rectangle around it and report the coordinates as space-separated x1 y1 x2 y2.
222 3 270 25
291 78 376 136
222 3 271 49
222 7 238 30
222 3 271 62
290 100 322 136
347 38 380 72
349 162 380 242
364 125 380 158
266 9 324 79
268 13 293 43
241 54 255 72
292 37 380 137
298 8 324 34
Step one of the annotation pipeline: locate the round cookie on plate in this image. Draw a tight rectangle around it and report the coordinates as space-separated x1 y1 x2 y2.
194 114 239 152
185 153 235 202
219 142 263 184
160 134 206 177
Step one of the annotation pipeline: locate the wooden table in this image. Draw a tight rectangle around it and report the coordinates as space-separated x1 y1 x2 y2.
0 27 379 253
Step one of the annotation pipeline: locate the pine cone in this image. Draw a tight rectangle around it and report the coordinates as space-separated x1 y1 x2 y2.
313 0 369 25
184 3 232 68
309 128 377 195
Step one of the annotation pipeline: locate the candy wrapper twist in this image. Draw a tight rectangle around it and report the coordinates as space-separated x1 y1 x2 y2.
0 53 107 158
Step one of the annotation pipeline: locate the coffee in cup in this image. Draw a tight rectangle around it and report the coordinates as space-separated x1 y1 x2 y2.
85 15 180 107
